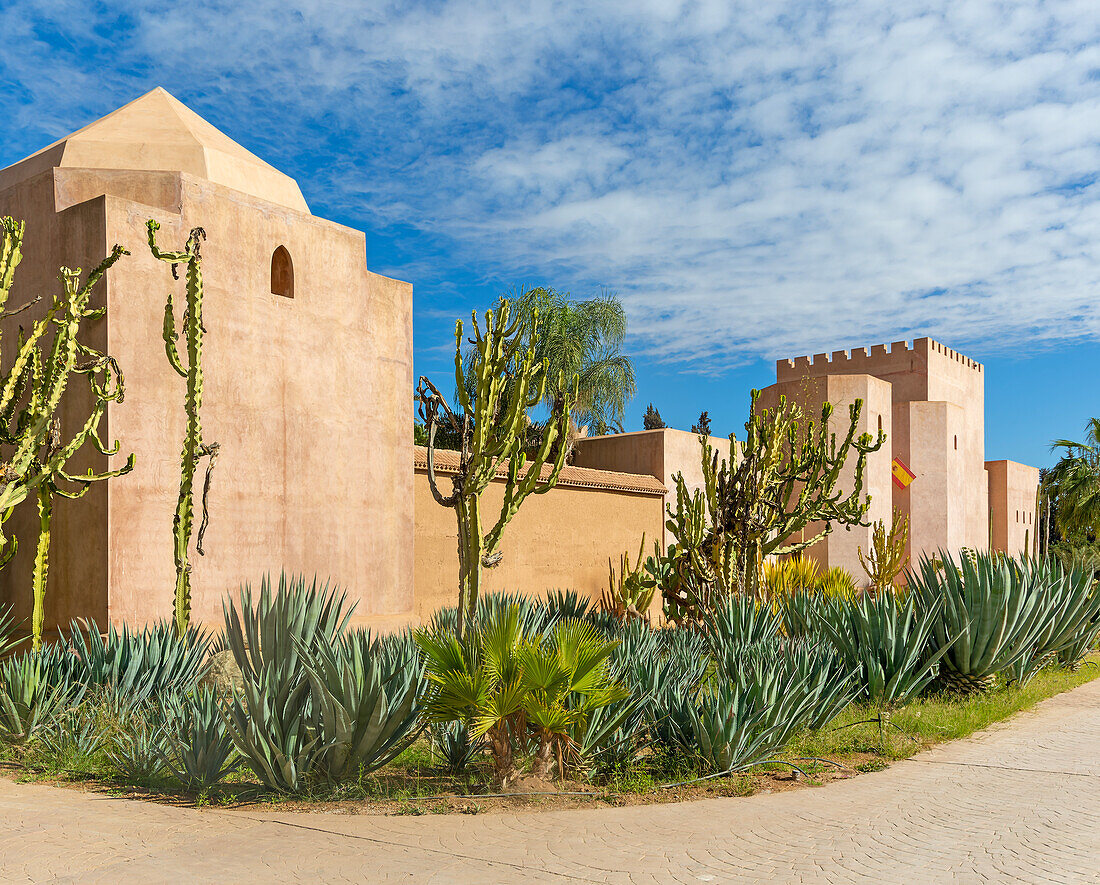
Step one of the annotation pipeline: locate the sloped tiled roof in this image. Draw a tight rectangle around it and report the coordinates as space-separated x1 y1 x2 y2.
414 446 666 496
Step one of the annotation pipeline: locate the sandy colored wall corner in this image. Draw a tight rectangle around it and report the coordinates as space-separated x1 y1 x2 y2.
986 460 1040 557
414 452 666 621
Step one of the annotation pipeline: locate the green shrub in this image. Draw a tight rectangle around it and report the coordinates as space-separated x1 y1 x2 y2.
0 653 76 744
302 629 423 781
912 552 1052 692
815 591 948 711
66 619 211 707
161 687 239 790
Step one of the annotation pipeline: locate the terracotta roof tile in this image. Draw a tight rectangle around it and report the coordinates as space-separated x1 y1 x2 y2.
413 446 666 496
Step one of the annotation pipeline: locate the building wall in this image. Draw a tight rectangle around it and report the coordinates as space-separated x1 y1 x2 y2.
757 373 894 578
774 338 989 571
986 460 1040 557
1 167 414 632
572 427 730 545
413 450 665 622
0 171 113 629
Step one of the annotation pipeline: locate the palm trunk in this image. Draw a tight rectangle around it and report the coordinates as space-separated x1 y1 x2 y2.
531 731 555 780
488 723 515 787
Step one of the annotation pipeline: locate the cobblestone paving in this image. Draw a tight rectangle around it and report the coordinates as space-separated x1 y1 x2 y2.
3 679 1099 884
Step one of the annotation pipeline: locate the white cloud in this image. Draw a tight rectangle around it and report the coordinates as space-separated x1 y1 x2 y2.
3 0 1100 368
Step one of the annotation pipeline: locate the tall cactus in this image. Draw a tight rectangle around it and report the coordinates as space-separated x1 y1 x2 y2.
147 220 219 636
858 508 910 595
0 217 135 648
665 390 885 614
417 298 577 636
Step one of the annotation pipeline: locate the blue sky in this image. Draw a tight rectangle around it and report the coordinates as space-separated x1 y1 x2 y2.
2 1 1098 467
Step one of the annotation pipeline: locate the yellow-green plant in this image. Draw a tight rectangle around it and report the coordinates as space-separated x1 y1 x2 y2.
858 509 910 595
761 555 819 600
816 566 858 599
415 605 626 784
601 535 656 622
417 299 577 636
147 221 219 636
0 217 135 648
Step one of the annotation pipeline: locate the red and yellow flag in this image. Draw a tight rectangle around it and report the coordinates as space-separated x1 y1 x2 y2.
892 457 916 489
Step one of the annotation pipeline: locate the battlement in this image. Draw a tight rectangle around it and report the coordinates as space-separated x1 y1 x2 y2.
777 337 982 381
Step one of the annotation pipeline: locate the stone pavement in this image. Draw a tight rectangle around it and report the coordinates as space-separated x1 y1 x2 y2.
2 679 1100 884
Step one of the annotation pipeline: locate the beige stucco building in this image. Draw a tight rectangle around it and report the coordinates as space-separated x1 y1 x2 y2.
0 91 1044 632
0 88 415 632
760 339 1039 577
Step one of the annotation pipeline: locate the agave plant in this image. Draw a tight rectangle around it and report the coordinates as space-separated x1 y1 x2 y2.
107 710 169 782
429 720 483 776
815 591 949 712
703 594 783 652
224 664 317 793
40 702 105 764
545 589 593 621
66 619 211 707
221 575 352 792
776 589 827 639
301 629 423 781
691 681 783 773
717 638 859 737
577 693 649 775
1003 559 1100 682
637 629 710 754
427 591 558 640
0 653 77 744
912 552 1052 693
0 604 22 658
223 574 351 684
161 687 239 790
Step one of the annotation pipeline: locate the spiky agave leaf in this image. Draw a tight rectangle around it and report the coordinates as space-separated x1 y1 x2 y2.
1004 558 1100 682
816 590 949 710
913 551 1052 691
161 686 239 790
0 652 74 744
300 629 423 781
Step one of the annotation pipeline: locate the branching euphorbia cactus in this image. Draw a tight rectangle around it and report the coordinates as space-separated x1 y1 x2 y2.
147 220 219 636
417 298 577 636
0 217 135 648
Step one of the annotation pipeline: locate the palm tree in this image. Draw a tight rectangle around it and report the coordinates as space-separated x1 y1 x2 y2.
508 287 636 435
1046 418 1100 540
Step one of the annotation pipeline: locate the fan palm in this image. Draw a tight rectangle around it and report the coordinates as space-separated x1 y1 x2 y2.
465 287 635 438
1046 418 1100 539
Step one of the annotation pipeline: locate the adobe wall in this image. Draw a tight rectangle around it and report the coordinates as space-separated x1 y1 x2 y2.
572 427 730 545
756 374 894 580
0 166 414 632
414 448 665 621
986 460 1040 557
0 171 112 629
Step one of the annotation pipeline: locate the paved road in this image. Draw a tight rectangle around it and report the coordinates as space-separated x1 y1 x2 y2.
2 680 1099 884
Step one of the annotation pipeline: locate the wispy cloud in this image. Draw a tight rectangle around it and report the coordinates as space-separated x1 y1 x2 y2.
3 1 1100 369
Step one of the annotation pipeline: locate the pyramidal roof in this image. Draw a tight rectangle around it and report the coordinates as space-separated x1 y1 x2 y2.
0 88 309 213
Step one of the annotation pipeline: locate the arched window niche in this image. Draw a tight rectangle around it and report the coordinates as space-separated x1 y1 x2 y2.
271 245 294 299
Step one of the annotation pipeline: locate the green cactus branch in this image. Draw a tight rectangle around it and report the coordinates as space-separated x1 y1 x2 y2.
147 219 219 636
417 298 578 636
